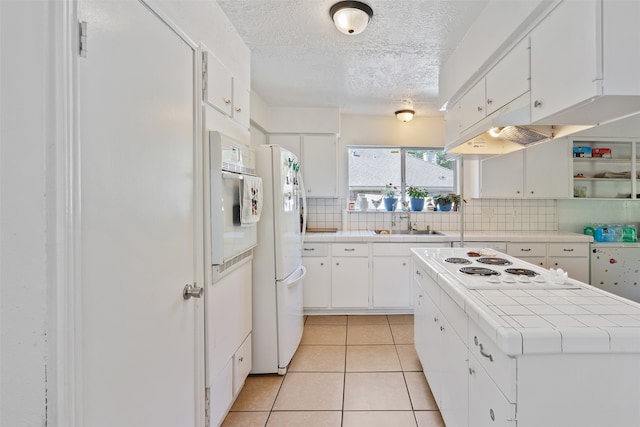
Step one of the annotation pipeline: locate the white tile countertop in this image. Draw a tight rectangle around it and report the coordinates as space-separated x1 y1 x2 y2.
303 230 593 243
412 247 640 356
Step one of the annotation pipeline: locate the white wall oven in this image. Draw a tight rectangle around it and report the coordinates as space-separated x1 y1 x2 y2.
209 131 259 267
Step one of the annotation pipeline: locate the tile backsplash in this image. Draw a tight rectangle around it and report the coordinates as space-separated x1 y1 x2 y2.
305 198 558 232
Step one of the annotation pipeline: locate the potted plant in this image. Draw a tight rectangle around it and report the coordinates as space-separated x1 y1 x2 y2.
449 194 464 211
407 186 429 211
383 183 398 211
432 193 454 212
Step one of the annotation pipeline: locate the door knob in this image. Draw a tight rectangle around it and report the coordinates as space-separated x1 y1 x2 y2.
183 284 203 300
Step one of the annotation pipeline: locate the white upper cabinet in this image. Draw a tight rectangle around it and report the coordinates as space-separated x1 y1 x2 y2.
268 134 338 198
204 50 250 131
232 78 250 130
530 0 640 124
302 135 337 198
481 139 571 198
204 51 233 116
486 38 530 116
530 1 599 123
459 79 486 131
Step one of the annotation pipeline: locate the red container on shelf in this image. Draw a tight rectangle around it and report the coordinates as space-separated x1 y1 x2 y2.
592 148 612 158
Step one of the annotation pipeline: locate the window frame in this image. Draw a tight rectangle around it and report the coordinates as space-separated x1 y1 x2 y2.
347 145 458 206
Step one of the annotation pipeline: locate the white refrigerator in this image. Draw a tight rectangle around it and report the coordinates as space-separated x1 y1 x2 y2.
252 145 307 374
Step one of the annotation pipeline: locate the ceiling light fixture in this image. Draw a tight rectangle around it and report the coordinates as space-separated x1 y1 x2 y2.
395 109 415 122
330 1 373 35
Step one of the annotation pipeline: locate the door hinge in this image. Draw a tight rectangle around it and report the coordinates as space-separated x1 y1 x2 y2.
202 52 208 98
79 21 88 58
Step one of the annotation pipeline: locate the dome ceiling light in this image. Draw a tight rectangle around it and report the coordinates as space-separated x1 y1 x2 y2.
330 1 373 35
395 109 415 122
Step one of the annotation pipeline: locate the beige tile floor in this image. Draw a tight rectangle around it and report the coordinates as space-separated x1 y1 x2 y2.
222 314 446 427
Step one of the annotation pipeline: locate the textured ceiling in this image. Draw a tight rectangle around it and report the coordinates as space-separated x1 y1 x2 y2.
217 0 489 117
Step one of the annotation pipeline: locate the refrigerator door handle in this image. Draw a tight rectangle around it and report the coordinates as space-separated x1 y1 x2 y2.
283 266 307 288
300 175 307 244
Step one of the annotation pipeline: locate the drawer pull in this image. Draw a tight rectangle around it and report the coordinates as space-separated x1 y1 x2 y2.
563 248 574 252
344 248 356 252
479 343 494 362
520 248 531 252
304 248 315 251
490 408 495 421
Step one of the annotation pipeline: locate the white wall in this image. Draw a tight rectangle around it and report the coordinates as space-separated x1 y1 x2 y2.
268 107 340 134
340 114 445 147
1 1 50 425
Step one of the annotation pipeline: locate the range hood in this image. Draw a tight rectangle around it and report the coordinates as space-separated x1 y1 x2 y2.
445 93 591 157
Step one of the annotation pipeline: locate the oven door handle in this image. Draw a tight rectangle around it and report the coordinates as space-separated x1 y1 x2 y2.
222 171 244 180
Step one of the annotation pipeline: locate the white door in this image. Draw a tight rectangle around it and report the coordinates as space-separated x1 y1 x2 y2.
78 1 202 426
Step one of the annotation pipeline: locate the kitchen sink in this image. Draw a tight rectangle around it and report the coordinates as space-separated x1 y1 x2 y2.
373 229 444 235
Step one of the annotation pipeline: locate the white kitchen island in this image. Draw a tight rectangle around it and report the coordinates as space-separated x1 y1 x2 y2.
412 247 640 427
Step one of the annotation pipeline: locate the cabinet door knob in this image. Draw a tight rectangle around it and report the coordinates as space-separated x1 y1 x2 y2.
335 262 340 266
487 99 493 105
477 106 483 112
530 191 534 194
469 367 475 375
235 107 242 112
224 98 231 104
534 100 542 108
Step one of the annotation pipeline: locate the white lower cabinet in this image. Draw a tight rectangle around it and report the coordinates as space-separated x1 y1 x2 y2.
373 244 414 308
207 260 253 427
507 241 590 283
304 241 448 312
302 243 331 308
468 354 516 427
331 256 369 308
413 265 468 427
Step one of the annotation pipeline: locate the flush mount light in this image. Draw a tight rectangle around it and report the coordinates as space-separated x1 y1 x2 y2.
330 1 373 35
395 109 415 122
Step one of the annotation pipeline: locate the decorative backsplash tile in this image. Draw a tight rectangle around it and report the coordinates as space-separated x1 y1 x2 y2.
305 198 558 232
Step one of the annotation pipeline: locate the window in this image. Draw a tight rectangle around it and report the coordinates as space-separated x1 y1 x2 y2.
348 147 456 209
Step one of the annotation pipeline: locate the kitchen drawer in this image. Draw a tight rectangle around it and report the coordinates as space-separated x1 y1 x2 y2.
302 243 329 257
332 243 368 257
372 243 414 257
468 353 517 427
548 242 589 257
233 334 252 396
415 266 440 304
468 321 516 403
441 290 467 341
506 242 546 258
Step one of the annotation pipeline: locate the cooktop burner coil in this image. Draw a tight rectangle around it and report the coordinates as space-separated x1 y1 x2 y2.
459 267 500 276
476 257 513 266
504 268 539 277
444 257 472 264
